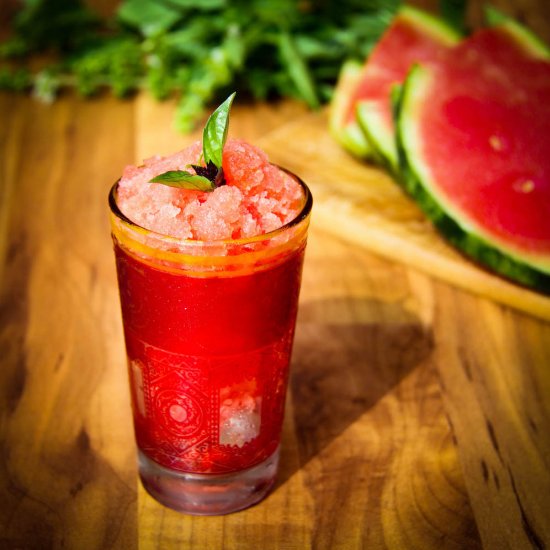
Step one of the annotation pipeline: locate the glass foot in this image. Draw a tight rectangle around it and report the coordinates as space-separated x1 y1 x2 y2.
138 446 280 515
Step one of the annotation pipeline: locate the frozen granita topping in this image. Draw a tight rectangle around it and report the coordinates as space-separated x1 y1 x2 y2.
117 138 304 241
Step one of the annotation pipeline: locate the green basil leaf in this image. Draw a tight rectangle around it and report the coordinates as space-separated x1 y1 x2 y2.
150 170 214 191
117 0 181 37
165 0 227 9
202 91 235 169
277 32 320 109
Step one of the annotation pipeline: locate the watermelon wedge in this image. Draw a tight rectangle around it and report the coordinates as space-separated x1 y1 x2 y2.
396 20 550 292
329 59 373 158
349 6 460 169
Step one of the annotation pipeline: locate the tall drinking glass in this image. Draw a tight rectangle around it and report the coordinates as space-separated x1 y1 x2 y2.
109 172 312 515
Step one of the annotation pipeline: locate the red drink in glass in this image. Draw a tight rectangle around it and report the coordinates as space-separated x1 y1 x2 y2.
109 173 312 514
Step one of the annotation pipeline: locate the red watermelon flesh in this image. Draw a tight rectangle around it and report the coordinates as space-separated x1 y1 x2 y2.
418 26 550 260
348 10 455 126
352 6 460 167
329 6 459 159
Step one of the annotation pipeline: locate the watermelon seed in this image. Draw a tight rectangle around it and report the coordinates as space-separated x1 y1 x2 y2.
513 179 535 194
489 135 504 152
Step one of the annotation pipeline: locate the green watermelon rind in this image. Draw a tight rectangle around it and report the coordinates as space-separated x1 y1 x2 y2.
355 6 462 173
395 65 550 293
395 5 463 47
329 60 373 159
357 100 396 171
499 20 550 59
485 7 550 59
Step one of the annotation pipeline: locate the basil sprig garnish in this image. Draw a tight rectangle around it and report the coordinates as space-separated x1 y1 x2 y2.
150 92 236 191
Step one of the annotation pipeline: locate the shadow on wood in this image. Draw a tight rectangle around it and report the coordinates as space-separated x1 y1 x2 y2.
278 296 434 487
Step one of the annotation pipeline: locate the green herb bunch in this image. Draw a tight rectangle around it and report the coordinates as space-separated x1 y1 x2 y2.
0 0 400 132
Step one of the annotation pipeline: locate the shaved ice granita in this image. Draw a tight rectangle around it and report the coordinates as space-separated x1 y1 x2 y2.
109 94 312 515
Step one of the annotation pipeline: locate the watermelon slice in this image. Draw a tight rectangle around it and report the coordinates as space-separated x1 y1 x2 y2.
341 6 461 168
396 20 550 292
329 59 373 158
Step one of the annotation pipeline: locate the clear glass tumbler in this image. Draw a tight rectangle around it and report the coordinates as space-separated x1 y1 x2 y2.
109 172 312 515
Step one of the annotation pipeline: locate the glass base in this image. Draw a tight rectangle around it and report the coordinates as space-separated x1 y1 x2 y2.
138 446 280 515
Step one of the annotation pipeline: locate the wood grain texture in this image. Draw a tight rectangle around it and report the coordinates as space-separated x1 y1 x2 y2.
0 93 137 549
433 288 550 549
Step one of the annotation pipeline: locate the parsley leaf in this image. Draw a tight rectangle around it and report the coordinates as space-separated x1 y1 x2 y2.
0 0 402 131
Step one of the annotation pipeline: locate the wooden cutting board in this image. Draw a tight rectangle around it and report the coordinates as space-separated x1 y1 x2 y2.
259 109 550 321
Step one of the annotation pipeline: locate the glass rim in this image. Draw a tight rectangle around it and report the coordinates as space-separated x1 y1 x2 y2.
108 167 313 246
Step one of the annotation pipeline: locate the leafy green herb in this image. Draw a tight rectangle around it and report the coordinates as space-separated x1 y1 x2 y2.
203 91 235 169
150 93 235 191
149 170 214 191
439 0 468 34
277 32 320 109
0 0 402 131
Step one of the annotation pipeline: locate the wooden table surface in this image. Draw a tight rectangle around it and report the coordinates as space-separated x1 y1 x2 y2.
1 1 550 548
